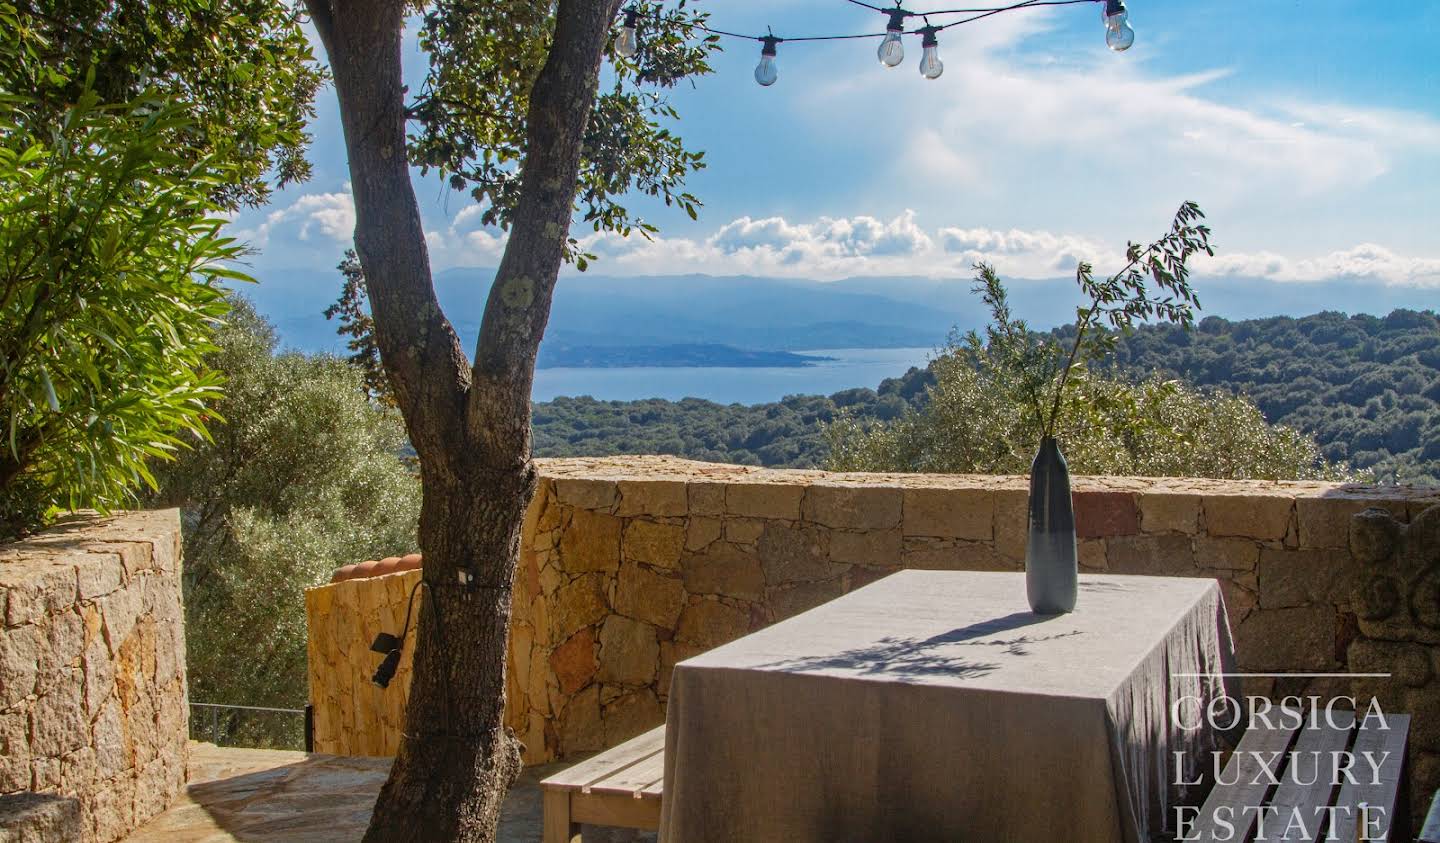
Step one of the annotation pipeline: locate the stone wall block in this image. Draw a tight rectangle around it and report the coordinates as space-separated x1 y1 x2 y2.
803 484 902 531
1105 534 1196 576
37 610 84 695
548 627 597 695
554 477 619 512
597 616 659 686
768 578 846 622
902 488 993 541
558 683 603 754
615 562 686 629
81 637 114 720
98 586 143 659
0 711 29 791
90 696 127 781
621 520 684 570
757 522 842 586
1297 497 1390 549
829 528 902 566
2 562 77 627
1193 536 1260 572
726 482 804 521
1078 539 1108 572
1204 494 1294 541
993 489 1029 561
548 574 609 642
75 553 126 601
558 509 622 573
1258 547 1355 609
616 479 688 517
681 543 765 603
533 486 565 535
1139 493 1201 534
723 518 765 546
687 482 726 516
1234 606 1339 672
0 622 41 707
902 538 1013 572
601 688 663 746
58 746 97 795
675 599 750 649
684 517 721 552
1073 492 1140 539
29 672 86 759
847 566 899 592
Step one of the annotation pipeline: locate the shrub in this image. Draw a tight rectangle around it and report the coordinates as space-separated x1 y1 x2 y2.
0 87 243 539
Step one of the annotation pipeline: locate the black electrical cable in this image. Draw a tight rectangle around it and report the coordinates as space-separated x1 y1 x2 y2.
636 0 1100 45
395 577 424 644
419 581 457 733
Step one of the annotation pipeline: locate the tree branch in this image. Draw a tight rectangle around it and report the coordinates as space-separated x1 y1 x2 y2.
311 0 473 474
466 0 625 462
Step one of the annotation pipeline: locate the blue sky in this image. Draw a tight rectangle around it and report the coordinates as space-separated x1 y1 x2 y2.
232 0 1440 290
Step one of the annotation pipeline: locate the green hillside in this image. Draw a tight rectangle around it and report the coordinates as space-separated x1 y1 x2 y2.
533 308 1440 483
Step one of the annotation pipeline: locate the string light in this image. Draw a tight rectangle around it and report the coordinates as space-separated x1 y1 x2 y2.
917 24 943 79
614 0 1134 87
616 8 641 58
1102 0 1134 51
755 35 780 86
877 9 907 67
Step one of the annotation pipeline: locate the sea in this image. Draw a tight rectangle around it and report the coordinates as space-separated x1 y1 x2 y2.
532 347 936 405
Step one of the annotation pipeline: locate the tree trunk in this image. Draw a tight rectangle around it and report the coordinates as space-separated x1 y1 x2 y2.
304 0 621 840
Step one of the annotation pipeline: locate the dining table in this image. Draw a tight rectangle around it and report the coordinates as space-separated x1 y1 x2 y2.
658 569 1239 842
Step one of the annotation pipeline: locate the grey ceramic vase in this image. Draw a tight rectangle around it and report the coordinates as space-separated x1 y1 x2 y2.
1025 436 1078 614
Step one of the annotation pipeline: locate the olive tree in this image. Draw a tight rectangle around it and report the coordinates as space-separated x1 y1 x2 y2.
827 236 1357 482
302 1 714 838
149 300 420 747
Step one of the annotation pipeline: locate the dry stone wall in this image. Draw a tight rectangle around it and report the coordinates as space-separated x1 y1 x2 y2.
306 457 1440 792
0 510 188 843
1348 504 1440 827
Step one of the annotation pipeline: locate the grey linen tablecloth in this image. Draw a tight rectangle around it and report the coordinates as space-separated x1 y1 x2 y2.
659 571 1237 843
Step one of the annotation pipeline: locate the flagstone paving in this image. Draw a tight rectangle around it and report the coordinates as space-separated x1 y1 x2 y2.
123 742 652 842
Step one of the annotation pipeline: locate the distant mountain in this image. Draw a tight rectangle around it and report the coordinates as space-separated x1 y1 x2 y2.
240 265 1440 361
537 344 829 369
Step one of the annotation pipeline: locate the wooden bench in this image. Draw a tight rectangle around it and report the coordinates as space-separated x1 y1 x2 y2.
1190 711 1410 842
540 725 664 843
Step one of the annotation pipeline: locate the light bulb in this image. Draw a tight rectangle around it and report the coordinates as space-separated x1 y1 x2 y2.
918 27 942 80
920 45 943 79
1106 19 1134 51
878 31 904 67
616 24 638 58
615 9 640 58
755 37 779 86
877 10 907 68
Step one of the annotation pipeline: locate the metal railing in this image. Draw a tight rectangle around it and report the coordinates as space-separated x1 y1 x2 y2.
189 702 314 752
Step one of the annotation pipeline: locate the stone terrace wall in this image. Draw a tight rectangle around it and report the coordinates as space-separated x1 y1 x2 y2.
0 510 188 843
306 457 1440 773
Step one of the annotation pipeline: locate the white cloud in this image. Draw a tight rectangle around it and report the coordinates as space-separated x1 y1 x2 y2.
231 185 356 251
1202 244 1440 287
416 206 1440 287
798 8 1440 216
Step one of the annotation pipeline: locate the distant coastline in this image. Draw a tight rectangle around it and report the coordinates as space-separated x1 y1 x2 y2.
537 343 833 369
